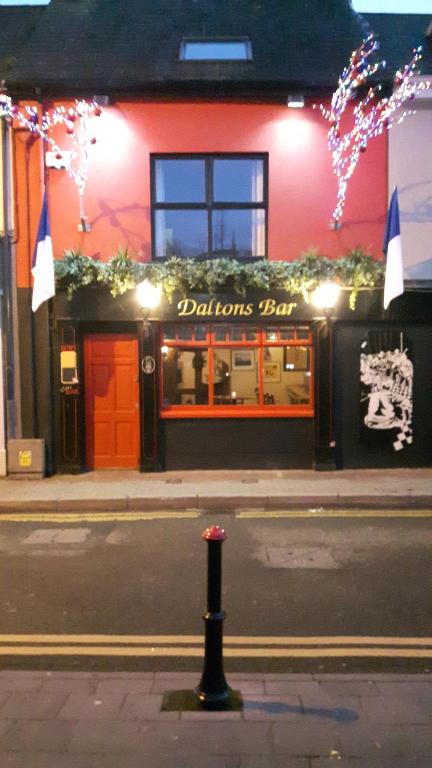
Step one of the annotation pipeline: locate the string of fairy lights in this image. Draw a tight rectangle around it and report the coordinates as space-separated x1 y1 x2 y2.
0 96 102 223
314 33 431 226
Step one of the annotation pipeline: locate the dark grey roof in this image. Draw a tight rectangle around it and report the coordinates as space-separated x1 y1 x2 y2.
0 0 430 99
362 12 432 76
0 7 46 81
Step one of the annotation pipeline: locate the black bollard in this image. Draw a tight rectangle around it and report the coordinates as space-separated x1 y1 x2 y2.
196 525 231 709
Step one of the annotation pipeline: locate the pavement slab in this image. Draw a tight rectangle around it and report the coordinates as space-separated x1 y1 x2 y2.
272 720 340 755
0 692 68 719
300 696 361 723
239 760 310 768
95 677 153 695
40 678 96 695
231 680 265 694
242 694 302 721
118 693 179 720
196 722 273 755
181 710 242 721
0 755 97 768
265 680 322 695
0 677 43 694
378 762 432 768
0 719 74 751
336 722 432 758
318 680 380 696
68 720 145 753
309 761 378 768
152 676 202 694
58 692 126 720
375 681 432 697
0 693 10 708
359 694 431 724
0 755 206 768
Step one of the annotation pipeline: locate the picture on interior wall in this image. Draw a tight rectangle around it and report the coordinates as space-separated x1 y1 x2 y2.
263 361 281 382
231 349 255 370
360 330 413 452
284 346 309 371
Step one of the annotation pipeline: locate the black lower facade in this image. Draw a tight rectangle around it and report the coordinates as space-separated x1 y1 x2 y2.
162 419 315 470
17 285 432 474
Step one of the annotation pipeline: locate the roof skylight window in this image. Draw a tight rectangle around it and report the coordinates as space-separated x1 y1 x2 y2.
0 0 50 5
180 39 252 61
351 0 430 12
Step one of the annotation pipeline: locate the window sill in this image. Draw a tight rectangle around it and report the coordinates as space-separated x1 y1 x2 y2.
160 406 314 419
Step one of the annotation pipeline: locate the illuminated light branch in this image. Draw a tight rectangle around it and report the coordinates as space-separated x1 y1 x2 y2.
313 34 431 226
0 96 102 225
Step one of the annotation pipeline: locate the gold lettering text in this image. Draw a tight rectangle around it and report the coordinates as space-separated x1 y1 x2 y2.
222 303 234 316
178 299 197 316
258 298 276 316
275 302 297 316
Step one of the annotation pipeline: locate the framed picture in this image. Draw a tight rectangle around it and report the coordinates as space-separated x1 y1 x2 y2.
231 349 255 370
283 346 310 372
263 361 281 382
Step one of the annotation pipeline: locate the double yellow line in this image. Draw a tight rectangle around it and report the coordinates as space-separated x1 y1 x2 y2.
1 509 432 523
238 509 432 518
0 511 201 523
0 635 431 658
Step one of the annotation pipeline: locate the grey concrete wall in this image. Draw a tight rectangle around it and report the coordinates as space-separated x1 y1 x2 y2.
389 99 432 280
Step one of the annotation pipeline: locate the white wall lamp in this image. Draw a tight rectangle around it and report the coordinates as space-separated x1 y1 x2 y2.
287 94 305 109
311 282 341 312
136 279 162 343
136 279 162 312
136 279 162 375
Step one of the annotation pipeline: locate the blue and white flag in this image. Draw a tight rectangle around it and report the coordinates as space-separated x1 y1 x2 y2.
31 191 55 312
383 187 404 310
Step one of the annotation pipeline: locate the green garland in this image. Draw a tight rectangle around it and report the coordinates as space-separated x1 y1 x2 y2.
54 247 385 310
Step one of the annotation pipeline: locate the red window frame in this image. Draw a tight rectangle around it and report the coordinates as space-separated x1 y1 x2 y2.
160 324 314 418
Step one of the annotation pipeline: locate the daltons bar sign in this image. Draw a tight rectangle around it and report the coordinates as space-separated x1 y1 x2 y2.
54 288 316 323
177 297 297 318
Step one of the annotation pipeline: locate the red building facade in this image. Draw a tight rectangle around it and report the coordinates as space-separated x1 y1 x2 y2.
16 101 387 291
10 99 391 473
2 1 431 475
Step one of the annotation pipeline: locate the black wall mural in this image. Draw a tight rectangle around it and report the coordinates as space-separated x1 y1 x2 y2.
360 330 413 453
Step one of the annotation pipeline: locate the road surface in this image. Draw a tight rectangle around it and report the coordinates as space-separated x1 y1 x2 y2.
0 510 430 672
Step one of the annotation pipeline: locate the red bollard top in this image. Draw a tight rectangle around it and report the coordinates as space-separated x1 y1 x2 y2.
202 525 227 542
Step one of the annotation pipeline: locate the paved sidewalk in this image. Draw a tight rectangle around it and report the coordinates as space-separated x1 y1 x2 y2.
0 670 430 766
0 468 432 513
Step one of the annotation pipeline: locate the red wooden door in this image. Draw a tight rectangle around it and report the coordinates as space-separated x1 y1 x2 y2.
84 334 140 469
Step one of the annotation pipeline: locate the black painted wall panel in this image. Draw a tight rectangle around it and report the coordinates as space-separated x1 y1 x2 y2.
18 287 54 472
17 288 34 438
162 418 314 470
334 323 432 468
